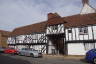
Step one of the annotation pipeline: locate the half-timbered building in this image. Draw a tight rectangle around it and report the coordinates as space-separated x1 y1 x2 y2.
46 0 96 55
46 13 66 55
8 22 48 54
8 0 96 55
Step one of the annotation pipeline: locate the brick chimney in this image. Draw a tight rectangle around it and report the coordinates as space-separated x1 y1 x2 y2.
48 13 60 20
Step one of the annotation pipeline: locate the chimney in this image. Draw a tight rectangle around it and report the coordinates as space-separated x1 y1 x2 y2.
48 13 60 20
82 0 89 6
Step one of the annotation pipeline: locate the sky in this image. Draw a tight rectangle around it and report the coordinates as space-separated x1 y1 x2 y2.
0 0 96 31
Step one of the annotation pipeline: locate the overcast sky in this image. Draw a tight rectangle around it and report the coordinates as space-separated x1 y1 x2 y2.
0 0 96 31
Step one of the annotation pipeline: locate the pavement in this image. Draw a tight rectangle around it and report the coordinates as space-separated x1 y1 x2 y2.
0 53 90 64
43 54 85 60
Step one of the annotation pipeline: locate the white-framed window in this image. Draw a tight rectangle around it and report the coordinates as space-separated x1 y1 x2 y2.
52 25 58 30
79 27 88 35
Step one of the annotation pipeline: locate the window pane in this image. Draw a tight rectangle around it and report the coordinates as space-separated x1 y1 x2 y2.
79 27 88 35
68 29 72 33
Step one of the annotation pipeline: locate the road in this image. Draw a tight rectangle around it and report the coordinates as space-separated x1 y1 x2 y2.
0 54 90 64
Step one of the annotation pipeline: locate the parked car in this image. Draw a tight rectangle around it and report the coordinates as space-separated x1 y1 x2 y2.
4 48 18 54
18 48 42 58
0 47 6 53
85 49 96 64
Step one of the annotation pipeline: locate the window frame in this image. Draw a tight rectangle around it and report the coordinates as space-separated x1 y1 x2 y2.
52 25 58 30
79 27 88 35
68 29 72 33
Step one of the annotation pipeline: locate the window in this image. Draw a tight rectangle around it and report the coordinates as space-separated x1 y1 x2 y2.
79 27 88 35
52 25 58 30
68 29 72 33
84 43 95 51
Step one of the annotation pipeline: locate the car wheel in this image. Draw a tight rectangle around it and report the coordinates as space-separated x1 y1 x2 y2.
30 53 34 57
93 58 96 64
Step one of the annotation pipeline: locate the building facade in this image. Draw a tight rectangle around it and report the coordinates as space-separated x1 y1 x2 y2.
8 22 48 54
0 30 10 48
8 0 96 55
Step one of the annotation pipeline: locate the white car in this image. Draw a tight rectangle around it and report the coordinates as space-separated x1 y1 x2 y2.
18 48 42 58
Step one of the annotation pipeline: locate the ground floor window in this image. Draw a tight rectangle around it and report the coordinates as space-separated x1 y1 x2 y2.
52 49 56 55
84 43 95 51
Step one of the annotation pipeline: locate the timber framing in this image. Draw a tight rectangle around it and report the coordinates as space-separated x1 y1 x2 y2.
8 43 47 45
7 11 96 55
66 40 96 43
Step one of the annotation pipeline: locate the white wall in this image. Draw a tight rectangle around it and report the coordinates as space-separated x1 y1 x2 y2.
7 33 47 54
46 24 64 34
93 26 96 39
8 33 47 44
30 45 46 54
48 41 57 54
68 43 96 55
7 37 15 44
66 25 96 41
66 25 96 55
68 43 86 55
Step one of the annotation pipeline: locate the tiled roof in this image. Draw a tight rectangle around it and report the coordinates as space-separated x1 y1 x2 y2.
10 13 96 36
64 13 96 28
47 13 96 27
10 21 47 36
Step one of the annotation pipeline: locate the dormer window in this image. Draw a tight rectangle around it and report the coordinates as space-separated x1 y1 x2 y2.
79 27 88 35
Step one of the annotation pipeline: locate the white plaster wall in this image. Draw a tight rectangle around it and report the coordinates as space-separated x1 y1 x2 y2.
75 28 80 40
31 33 46 43
7 37 12 44
72 28 76 40
48 41 56 54
31 45 46 54
15 45 26 50
48 46 56 54
46 24 64 34
7 37 15 44
66 25 96 41
65 30 68 40
68 43 86 55
16 35 25 40
68 43 96 55
93 26 96 39
88 26 93 39
13 35 25 43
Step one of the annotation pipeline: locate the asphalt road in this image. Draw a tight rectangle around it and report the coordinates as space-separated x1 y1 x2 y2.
0 54 90 64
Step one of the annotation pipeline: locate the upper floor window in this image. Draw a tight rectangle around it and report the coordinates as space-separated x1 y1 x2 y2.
68 29 72 33
79 27 88 35
52 25 58 30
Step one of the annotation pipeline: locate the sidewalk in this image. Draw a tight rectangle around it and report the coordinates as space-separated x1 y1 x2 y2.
43 54 85 60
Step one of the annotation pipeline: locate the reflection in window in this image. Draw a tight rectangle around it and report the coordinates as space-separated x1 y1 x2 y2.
79 27 88 35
